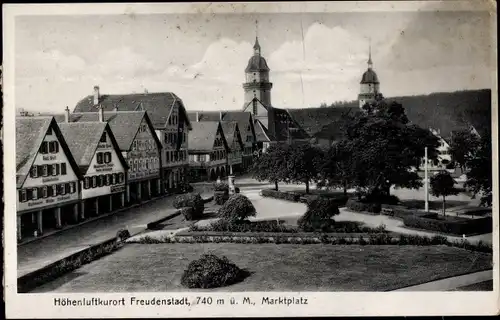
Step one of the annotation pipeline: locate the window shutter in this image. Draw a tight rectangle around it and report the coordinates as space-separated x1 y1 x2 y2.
47 164 52 176
27 189 33 200
61 163 67 175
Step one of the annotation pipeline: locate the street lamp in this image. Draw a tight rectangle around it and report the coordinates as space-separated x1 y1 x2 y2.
424 146 429 212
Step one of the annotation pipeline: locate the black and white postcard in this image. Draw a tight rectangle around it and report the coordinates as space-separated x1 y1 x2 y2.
3 1 498 318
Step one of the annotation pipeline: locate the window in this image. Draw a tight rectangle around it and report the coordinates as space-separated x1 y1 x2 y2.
70 182 75 193
20 190 27 202
30 166 38 178
97 153 103 164
41 165 48 177
119 173 124 183
53 164 59 176
145 159 149 170
42 186 48 198
100 133 107 143
199 154 206 162
98 175 104 187
112 173 117 185
32 188 38 200
40 141 48 154
105 174 111 186
61 184 67 195
104 152 112 164
92 176 97 188
84 177 90 189
61 163 67 175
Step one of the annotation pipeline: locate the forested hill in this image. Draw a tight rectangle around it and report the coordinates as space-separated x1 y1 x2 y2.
293 89 492 139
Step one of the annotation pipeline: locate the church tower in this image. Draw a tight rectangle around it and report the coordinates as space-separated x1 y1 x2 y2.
358 40 381 109
242 24 273 129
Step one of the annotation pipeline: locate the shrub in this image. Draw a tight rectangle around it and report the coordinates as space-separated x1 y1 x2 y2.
346 198 381 214
173 193 204 218
403 214 492 236
205 219 297 233
217 194 256 223
298 198 340 232
181 207 196 221
261 189 301 202
180 254 250 289
214 191 229 205
214 182 229 192
116 229 130 241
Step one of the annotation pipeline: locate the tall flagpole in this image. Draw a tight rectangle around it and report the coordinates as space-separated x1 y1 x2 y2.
424 147 429 212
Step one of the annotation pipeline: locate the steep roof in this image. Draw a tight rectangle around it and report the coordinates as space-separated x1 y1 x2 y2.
242 97 271 112
254 119 272 142
188 121 221 152
245 55 270 72
16 116 82 188
54 111 161 151
73 92 192 130
220 121 241 149
58 122 128 174
188 110 256 142
360 68 380 84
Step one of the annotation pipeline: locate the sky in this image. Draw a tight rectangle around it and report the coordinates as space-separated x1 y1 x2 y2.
15 6 493 113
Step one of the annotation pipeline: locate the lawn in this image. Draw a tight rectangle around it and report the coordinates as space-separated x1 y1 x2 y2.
32 243 492 293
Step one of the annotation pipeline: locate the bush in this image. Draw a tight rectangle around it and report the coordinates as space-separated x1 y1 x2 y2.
403 215 492 236
116 229 130 241
298 198 340 232
204 219 297 233
214 191 229 205
346 198 381 214
217 194 256 223
173 193 204 218
214 182 229 192
261 189 301 202
381 205 427 219
180 254 250 289
180 207 195 221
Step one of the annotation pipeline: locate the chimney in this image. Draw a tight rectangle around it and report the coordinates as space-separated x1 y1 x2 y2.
219 111 223 121
196 111 200 122
64 106 70 123
93 85 100 106
98 105 104 122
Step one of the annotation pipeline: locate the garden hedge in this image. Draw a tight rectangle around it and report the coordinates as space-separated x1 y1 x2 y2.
346 198 382 214
261 189 301 202
403 214 492 236
173 193 204 219
298 198 340 232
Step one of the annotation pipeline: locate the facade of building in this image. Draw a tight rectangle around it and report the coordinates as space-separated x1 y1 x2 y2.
188 121 229 181
73 87 192 193
188 111 257 170
58 121 128 219
16 117 82 240
220 121 244 175
55 108 162 204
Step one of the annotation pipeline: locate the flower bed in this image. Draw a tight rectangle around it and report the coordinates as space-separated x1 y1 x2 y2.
17 236 123 293
131 232 492 253
403 214 492 236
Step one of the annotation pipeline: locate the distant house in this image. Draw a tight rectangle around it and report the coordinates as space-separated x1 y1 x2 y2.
188 121 229 182
220 121 244 175
73 86 192 193
16 116 82 241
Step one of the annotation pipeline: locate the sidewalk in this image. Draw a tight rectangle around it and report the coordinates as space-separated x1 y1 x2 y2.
393 270 493 291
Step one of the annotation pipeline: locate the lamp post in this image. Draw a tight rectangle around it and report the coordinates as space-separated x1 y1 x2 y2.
424 147 429 212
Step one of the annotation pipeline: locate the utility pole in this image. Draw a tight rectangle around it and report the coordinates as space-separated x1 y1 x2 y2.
424 147 429 212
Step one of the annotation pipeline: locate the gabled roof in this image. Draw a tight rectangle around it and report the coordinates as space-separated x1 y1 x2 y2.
188 121 223 152
188 110 256 142
254 119 272 142
58 122 129 174
220 121 243 149
16 116 82 188
54 111 162 151
73 91 192 130
242 97 271 112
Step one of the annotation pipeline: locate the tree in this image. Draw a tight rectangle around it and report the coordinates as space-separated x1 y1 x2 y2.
449 129 480 171
286 142 324 194
317 139 353 195
345 99 440 198
430 171 459 216
251 143 289 191
465 135 492 206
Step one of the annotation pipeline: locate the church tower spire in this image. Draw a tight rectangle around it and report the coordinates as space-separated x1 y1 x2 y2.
242 21 273 129
367 37 373 69
358 38 381 109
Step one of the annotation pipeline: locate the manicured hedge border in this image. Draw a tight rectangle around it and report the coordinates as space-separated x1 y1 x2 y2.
346 198 381 214
403 214 492 236
130 233 492 253
261 189 349 206
381 205 429 220
17 236 126 293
